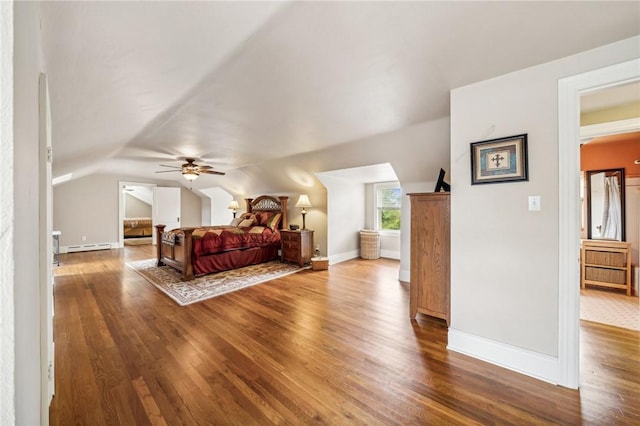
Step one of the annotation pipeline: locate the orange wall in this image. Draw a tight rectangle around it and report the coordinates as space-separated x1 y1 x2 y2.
580 131 640 177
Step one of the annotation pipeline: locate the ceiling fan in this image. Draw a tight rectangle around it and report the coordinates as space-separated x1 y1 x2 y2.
155 158 225 182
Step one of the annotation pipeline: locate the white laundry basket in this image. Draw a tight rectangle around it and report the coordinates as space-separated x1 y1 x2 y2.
360 230 381 259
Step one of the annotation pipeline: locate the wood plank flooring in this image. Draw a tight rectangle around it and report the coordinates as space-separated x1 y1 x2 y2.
49 246 640 425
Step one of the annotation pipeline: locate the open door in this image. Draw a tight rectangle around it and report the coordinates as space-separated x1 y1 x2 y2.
152 187 181 244
39 73 54 423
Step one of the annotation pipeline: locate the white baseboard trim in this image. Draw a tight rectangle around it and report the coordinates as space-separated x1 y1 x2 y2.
329 250 401 265
329 250 359 265
61 242 117 254
399 268 410 283
380 249 400 260
448 328 559 385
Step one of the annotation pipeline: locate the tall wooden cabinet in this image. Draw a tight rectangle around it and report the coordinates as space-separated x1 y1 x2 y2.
408 192 450 325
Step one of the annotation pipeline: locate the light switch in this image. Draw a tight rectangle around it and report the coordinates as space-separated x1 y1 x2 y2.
528 196 541 211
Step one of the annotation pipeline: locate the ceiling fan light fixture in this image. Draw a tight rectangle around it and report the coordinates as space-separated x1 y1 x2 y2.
182 170 199 181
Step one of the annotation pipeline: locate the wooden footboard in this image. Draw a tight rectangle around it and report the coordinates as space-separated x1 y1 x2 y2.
155 224 195 280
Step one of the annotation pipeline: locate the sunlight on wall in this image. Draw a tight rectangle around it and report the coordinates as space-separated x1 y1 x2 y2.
286 166 316 187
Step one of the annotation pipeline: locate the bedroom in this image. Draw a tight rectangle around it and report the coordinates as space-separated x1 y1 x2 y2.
3 1 640 424
122 185 153 245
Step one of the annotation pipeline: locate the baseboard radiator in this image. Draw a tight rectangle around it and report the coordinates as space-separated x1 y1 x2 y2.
62 242 114 254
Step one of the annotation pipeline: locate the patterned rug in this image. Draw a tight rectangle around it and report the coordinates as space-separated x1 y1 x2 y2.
581 289 639 331
127 259 308 306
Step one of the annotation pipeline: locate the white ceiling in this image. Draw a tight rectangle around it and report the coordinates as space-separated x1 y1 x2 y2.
40 1 640 189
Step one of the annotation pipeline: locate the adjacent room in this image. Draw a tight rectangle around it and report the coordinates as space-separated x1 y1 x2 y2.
579 83 640 331
122 185 154 246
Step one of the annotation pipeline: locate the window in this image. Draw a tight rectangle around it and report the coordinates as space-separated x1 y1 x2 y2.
375 182 401 231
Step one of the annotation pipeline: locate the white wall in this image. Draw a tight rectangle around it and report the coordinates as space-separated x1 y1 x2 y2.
0 2 15 424
449 36 640 382
399 181 436 282
200 187 234 226
54 174 187 248
379 234 400 260
54 174 122 247
201 195 212 226
180 187 203 228
317 175 363 262
124 193 151 218
13 2 44 424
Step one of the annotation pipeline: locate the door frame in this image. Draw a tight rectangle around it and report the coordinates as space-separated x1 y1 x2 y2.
557 58 640 389
118 181 157 247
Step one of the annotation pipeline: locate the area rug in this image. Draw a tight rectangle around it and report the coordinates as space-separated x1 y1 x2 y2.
580 289 639 331
127 259 308 306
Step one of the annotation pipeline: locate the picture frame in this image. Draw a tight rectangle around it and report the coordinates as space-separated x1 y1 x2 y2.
470 134 528 185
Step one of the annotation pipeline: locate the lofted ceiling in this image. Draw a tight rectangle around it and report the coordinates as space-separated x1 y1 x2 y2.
40 1 640 190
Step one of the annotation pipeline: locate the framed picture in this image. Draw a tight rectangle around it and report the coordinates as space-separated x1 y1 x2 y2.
470 134 528 185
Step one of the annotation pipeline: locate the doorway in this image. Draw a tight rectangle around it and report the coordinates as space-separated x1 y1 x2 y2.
579 85 640 330
118 181 156 247
558 58 640 389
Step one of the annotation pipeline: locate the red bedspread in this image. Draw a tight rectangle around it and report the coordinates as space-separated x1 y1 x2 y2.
190 226 281 258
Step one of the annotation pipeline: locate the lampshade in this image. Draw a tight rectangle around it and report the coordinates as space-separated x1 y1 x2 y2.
228 200 240 210
182 170 199 181
295 194 312 208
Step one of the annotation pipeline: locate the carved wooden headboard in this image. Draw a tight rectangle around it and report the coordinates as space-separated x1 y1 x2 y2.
244 195 288 230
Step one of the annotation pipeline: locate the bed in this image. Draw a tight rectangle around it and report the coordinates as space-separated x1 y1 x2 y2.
155 195 289 280
124 217 153 238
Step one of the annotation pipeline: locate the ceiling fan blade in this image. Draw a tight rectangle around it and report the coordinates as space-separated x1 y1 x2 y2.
155 170 181 173
158 164 182 169
199 169 226 176
197 165 213 169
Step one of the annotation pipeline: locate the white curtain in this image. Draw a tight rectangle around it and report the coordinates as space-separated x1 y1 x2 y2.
600 175 622 240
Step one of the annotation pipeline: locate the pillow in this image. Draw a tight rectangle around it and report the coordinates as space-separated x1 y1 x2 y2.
229 217 243 227
240 212 256 221
265 213 282 231
238 218 255 227
256 211 275 226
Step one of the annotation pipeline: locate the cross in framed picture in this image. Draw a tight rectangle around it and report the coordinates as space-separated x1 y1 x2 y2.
470 134 529 185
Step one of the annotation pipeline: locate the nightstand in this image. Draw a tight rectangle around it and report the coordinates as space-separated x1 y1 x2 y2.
281 229 314 266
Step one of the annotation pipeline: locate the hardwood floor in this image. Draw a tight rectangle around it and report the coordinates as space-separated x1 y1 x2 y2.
50 246 640 425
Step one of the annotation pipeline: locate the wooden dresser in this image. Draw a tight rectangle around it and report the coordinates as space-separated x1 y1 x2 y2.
408 192 450 325
581 239 632 296
281 229 314 266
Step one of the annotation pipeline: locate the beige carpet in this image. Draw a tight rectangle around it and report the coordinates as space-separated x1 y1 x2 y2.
580 289 639 331
127 259 308 306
